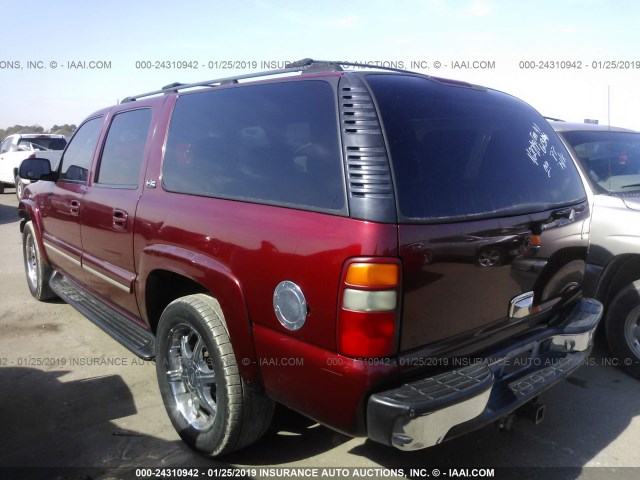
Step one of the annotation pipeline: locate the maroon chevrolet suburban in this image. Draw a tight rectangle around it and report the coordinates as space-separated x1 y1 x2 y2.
18 59 602 456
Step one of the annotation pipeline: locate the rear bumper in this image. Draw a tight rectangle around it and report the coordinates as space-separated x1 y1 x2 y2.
367 297 602 450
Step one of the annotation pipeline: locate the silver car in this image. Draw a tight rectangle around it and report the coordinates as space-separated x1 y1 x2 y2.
551 121 640 379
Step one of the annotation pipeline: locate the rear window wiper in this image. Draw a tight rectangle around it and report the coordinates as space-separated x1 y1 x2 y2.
622 183 640 189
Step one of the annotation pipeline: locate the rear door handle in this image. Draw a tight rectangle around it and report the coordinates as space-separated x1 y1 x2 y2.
112 208 128 230
70 200 80 216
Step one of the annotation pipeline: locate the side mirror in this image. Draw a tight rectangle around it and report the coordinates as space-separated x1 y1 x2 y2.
19 158 57 181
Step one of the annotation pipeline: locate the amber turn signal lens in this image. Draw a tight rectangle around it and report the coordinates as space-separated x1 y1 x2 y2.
345 263 399 287
529 235 542 247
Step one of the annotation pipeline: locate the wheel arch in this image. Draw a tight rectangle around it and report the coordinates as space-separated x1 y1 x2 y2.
138 245 260 386
18 199 51 265
595 254 640 315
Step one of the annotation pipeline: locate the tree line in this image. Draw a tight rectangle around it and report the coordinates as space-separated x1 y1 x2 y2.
0 124 77 139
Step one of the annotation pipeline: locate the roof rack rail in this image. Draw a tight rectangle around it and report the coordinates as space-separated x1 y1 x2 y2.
120 58 417 103
309 59 414 74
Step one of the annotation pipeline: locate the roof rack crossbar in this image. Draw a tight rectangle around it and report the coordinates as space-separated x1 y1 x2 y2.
120 59 416 103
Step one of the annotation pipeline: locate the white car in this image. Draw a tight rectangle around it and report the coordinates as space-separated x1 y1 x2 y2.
0 134 67 199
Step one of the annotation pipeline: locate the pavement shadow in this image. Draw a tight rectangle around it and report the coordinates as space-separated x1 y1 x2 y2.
0 202 19 226
0 368 138 467
0 368 233 478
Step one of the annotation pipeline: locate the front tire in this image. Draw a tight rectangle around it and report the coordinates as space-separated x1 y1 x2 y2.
605 281 640 380
22 222 57 301
155 294 274 456
15 176 25 201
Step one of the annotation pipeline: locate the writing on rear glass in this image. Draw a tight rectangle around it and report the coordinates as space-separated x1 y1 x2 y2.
525 123 568 178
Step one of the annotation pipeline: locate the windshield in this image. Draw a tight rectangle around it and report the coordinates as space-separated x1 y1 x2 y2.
366 74 586 222
17 137 67 151
560 130 640 194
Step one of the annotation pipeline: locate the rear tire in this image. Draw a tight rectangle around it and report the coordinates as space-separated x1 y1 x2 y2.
22 222 57 301
155 294 274 456
605 281 640 380
0 183 5 194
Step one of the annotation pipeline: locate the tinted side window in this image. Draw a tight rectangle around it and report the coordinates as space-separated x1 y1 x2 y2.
367 74 586 221
561 130 640 194
59 117 103 183
96 109 152 187
163 80 345 213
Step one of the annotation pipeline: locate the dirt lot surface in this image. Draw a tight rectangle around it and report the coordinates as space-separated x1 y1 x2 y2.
0 190 638 480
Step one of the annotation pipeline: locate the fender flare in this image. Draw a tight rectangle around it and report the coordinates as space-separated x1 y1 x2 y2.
18 198 51 265
138 244 260 385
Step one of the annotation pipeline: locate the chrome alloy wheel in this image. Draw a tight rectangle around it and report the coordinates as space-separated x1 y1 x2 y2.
165 324 217 431
25 234 39 291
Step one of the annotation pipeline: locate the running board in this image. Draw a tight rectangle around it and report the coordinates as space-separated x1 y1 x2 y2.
49 272 155 359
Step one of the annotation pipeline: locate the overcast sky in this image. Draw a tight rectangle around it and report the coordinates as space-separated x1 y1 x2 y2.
2 0 639 130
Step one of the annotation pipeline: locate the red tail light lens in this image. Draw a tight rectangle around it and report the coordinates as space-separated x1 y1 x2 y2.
338 311 397 357
338 259 400 358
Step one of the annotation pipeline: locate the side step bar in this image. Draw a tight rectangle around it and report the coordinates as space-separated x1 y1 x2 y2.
50 272 155 359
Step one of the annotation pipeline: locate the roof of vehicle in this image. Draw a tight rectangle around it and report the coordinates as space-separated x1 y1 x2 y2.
549 120 637 134
120 58 481 103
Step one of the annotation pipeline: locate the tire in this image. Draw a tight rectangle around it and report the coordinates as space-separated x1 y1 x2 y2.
605 281 640 380
476 248 504 267
155 294 274 456
15 176 25 201
541 259 585 301
0 183 4 194
22 222 57 301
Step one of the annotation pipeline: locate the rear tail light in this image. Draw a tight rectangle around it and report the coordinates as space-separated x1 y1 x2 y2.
338 260 400 358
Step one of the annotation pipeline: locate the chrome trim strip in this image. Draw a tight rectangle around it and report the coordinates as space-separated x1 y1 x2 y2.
83 264 131 293
43 241 131 293
43 241 81 267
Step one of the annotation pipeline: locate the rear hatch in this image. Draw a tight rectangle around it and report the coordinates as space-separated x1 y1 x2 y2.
365 74 589 360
